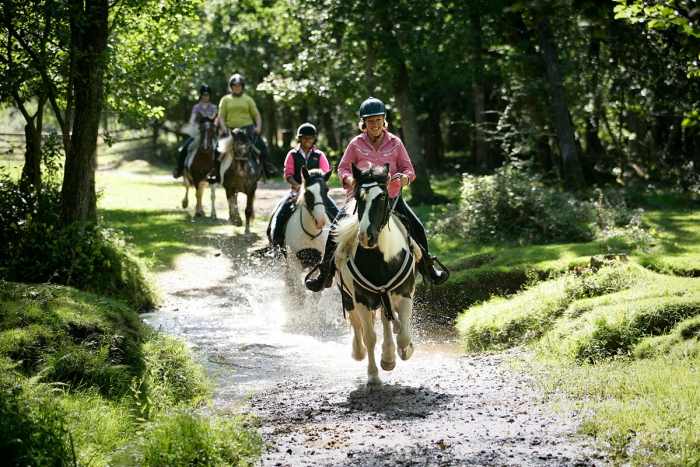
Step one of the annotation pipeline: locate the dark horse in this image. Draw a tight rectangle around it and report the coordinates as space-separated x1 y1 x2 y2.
332 163 421 391
182 115 217 219
216 128 261 241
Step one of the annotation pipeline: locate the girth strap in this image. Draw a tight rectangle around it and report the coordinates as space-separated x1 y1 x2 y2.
345 248 414 321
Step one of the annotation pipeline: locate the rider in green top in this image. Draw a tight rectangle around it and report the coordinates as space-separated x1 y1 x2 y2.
207 73 279 183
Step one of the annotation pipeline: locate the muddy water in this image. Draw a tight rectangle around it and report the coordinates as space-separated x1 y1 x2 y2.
143 183 609 467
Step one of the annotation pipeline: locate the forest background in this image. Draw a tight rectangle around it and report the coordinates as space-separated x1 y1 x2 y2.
2 0 699 216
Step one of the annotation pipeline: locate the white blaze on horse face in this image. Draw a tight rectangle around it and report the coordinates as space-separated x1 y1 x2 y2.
357 185 383 248
307 183 327 230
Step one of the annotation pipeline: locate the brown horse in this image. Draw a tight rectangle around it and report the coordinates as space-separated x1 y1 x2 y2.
182 115 217 219
215 128 262 241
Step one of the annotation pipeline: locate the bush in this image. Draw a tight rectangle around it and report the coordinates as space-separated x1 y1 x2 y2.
438 162 595 245
0 170 155 310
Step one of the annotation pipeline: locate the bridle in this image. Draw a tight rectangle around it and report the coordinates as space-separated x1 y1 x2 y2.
354 173 403 233
299 176 328 240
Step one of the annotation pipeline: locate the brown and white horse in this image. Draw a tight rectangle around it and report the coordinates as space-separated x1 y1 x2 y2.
332 163 421 391
181 115 217 219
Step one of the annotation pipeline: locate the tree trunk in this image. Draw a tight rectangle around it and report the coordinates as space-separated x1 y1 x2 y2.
21 96 47 191
322 108 338 151
423 107 443 168
472 11 489 174
59 0 109 230
537 18 586 190
393 61 434 204
282 106 293 149
364 7 374 96
262 96 276 150
585 34 604 159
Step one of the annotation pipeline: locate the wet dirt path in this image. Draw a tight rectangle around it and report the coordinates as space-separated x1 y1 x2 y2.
142 181 610 467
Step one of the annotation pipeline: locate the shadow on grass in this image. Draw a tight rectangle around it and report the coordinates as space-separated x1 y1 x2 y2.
101 208 264 270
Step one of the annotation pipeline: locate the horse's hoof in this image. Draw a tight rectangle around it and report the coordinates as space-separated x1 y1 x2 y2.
381 359 396 371
366 381 382 392
245 233 253 242
195 212 203 218
232 219 243 227
210 214 217 221
182 200 188 208
399 343 414 361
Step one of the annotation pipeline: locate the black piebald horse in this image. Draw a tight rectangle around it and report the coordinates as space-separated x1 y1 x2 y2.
332 163 421 391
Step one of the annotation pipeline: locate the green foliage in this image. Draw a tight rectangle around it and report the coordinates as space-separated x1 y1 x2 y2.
0 282 256 467
0 367 75 467
456 263 644 351
138 409 262 467
438 162 595 245
0 170 156 310
457 262 700 362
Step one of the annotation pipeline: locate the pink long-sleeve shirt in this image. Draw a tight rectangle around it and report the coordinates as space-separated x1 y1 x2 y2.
338 130 416 198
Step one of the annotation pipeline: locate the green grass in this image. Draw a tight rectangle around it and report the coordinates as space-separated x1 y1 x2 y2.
458 263 700 466
96 161 271 269
0 281 262 467
528 355 700 466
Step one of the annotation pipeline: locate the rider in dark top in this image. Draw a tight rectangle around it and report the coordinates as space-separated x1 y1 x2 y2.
267 122 339 253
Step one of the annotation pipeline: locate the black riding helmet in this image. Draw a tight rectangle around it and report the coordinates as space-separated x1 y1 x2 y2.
199 85 212 95
359 96 386 118
297 122 317 140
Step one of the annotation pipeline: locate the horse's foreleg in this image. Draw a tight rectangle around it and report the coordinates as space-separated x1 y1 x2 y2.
182 178 190 209
195 182 205 218
380 311 397 371
395 296 414 361
357 307 381 391
347 308 366 361
210 184 217 220
244 194 255 240
228 193 242 227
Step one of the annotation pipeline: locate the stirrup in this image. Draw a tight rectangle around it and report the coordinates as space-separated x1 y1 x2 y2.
426 254 450 285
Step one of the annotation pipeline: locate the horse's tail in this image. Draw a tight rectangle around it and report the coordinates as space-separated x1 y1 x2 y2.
217 135 234 154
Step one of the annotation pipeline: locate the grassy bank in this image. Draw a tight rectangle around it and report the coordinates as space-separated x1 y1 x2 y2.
456 261 700 466
0 281 263 466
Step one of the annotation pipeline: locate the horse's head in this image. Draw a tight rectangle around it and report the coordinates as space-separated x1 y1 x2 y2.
197 116 215 151
230 127 253 159
301 166 333 230
352 163 391 249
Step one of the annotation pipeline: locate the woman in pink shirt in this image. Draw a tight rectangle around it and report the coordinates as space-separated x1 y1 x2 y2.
305 97 448 291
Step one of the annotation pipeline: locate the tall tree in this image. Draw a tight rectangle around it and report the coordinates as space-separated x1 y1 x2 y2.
536 17 586 189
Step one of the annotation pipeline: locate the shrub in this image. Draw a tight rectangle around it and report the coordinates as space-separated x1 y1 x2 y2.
438 162 595 245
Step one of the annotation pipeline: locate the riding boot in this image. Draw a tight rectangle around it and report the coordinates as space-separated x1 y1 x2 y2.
419 252 450 286
305 237 337 292
206 158 221 184
172 147 188 178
